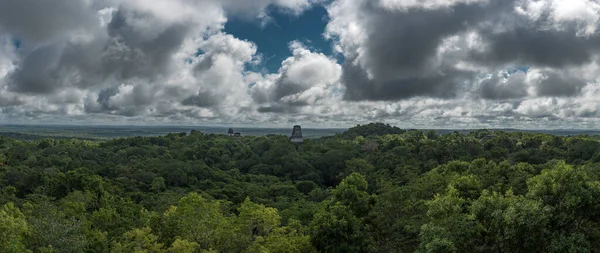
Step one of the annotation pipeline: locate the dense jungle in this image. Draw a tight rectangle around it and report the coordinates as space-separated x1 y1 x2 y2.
2 123 600 253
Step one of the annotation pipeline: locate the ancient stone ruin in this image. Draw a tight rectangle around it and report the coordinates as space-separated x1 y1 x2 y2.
290 125 304 143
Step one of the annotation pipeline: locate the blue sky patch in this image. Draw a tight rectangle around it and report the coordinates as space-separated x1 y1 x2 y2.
507 66 529 74
12 38 21 49
224 5 332 73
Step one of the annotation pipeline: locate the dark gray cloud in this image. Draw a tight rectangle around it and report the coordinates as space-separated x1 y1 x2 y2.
329 0 600 101
473 28 600 68
96 87 119 111
335 0 511 101
361 1 502 75
257 106 288 113
0 0 98 42
479 71 528 100
104 9 190 80
181 92 220 108
577 108 600 118
0 94 21 107
274 73 314 99
5 5 193 96
194 56 215 73
535 72 588 97
7 43 65 94
342 61 472 100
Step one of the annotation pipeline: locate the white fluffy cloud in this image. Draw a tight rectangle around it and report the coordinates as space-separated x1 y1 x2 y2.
379 0 488 11
517 0 600 36
250 41 342 114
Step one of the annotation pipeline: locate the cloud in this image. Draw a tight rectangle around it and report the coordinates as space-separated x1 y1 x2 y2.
479 71 529 100
223 0 318 17
378 0 489 10
0 0 304 122
326 0 500 100
0 35 16 81
527 68 588 97
326 0 600 101
516 0 600 36
0 0 99 43
0 0 600 128
251 41 341 108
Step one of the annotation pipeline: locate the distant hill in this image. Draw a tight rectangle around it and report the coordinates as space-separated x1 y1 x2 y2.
339 123 405 139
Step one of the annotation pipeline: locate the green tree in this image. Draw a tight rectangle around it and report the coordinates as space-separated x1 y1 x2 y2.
248 219 316 253
470 190 548 252
166 239 200 253
160 192 239 252
311 203 371 253
237 197 281 239
526 161 600 251
110 227 164 253
0 203 30 253
295 181 317 195
26 202 88 253
150 177 166 193
418 186 479 253
310 173 374 252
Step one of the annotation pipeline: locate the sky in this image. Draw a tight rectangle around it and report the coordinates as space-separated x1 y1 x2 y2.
0 0 600 129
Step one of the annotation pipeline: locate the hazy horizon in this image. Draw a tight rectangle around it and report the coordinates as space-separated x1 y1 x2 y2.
0 122 600 133
4 123 600 132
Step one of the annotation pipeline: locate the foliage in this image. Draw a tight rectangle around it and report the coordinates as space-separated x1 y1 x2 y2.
0 202 30 253
1 124 600 252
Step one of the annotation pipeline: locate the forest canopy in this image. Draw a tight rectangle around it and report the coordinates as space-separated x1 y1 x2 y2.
1 123 600 252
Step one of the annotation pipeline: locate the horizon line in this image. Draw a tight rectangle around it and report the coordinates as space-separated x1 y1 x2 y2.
1 123 600 132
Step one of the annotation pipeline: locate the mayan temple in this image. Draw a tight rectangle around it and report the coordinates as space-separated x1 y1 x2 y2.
290 125 304 143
